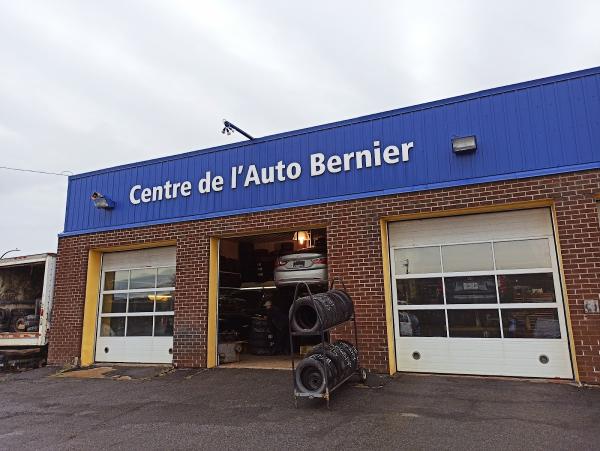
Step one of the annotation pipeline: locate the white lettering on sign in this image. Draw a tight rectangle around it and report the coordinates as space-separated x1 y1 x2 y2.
129 179 193 204
402 142 414 161
309 141 414 176
129 185 142 204
198 171 224 193
127 139 415 205
310 153 326 176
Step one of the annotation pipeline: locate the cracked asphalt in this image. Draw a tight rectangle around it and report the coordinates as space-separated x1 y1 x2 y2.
1 367 599 450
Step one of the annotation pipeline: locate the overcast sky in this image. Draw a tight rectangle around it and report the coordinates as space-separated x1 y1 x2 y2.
1 0 599 257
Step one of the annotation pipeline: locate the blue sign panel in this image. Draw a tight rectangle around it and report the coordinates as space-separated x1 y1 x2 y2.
63 67 600 236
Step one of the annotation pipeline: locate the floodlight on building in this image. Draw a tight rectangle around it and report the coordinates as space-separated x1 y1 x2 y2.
452 135 477 154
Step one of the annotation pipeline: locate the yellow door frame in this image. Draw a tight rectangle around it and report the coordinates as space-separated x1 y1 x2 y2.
379 199 579 381
380 220 397 375
207 237 219 368
80 250 102 366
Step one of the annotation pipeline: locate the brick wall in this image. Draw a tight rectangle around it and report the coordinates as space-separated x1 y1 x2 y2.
48 170 600 383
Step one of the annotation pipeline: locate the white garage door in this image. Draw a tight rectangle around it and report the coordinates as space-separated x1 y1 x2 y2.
389 209 573 378
95 247 176 364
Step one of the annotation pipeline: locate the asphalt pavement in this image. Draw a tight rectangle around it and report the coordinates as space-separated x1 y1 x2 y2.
0 366 599 450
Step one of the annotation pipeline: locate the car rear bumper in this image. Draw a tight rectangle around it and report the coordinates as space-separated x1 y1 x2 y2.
274 268 327 286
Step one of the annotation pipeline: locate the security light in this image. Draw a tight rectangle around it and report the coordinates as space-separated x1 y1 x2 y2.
91 192 115 209
221 119 254 140
452 135 477 154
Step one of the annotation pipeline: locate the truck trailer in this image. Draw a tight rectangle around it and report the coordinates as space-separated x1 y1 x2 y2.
0 253 56 370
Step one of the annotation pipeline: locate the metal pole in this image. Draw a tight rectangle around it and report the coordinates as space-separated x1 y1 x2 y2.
0 249 20 259
222 120 254 141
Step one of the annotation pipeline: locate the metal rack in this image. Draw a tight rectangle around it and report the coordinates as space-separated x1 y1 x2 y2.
289 279 367 408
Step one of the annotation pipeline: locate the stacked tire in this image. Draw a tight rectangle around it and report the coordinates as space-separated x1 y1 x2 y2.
295 340 359 394
289 289 353 333
248 316 276 355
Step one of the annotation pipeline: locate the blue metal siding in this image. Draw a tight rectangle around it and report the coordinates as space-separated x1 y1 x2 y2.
63 68 600 236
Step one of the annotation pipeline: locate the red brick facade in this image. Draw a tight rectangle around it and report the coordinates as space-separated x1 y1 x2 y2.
48 170 600 383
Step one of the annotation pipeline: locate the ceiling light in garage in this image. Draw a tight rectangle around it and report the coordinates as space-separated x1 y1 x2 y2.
293 231 310 245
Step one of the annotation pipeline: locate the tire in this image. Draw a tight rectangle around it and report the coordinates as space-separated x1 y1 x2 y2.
333 340 359 372
309 343 346 378
290 292 336 333
309 341 358 382
290 290 353 333
295 355 329 395
10 316 27 332
359 368 368 383
329 290 354 318
289 294 324 333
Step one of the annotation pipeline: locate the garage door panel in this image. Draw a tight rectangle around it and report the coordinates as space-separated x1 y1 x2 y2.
396 338 572 378
389 209 553 247
96 337 173 364
389 208 573 379
102 247 176 271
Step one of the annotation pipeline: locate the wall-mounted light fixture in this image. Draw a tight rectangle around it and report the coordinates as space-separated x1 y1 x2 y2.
452 135 477 154
222 119 254 140
91 192 115 209
293 230 311 246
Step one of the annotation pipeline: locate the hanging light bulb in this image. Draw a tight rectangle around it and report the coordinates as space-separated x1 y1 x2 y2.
293 231 310 245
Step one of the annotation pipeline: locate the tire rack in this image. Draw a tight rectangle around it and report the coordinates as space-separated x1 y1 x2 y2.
289 280 367 408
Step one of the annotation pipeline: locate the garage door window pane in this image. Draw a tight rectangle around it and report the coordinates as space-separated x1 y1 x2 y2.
101 293 127 314
130 268 156 289
442 243 494 272
104 271 128 291
100 317 125 336
128 291 155 312
394 247 441 275
154 291 174 312
157 267 176 288
498 273 556 303
397 278 443 305
154 316 174 336
494 239 551 270
445 276 498 304
398 310 446 337
126 316 153 336
448 309 501 338
501 308 561 338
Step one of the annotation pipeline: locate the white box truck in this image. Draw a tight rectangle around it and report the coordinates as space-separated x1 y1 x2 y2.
0 253 56 369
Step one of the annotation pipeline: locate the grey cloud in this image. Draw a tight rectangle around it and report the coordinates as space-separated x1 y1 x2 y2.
1 0 599 255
